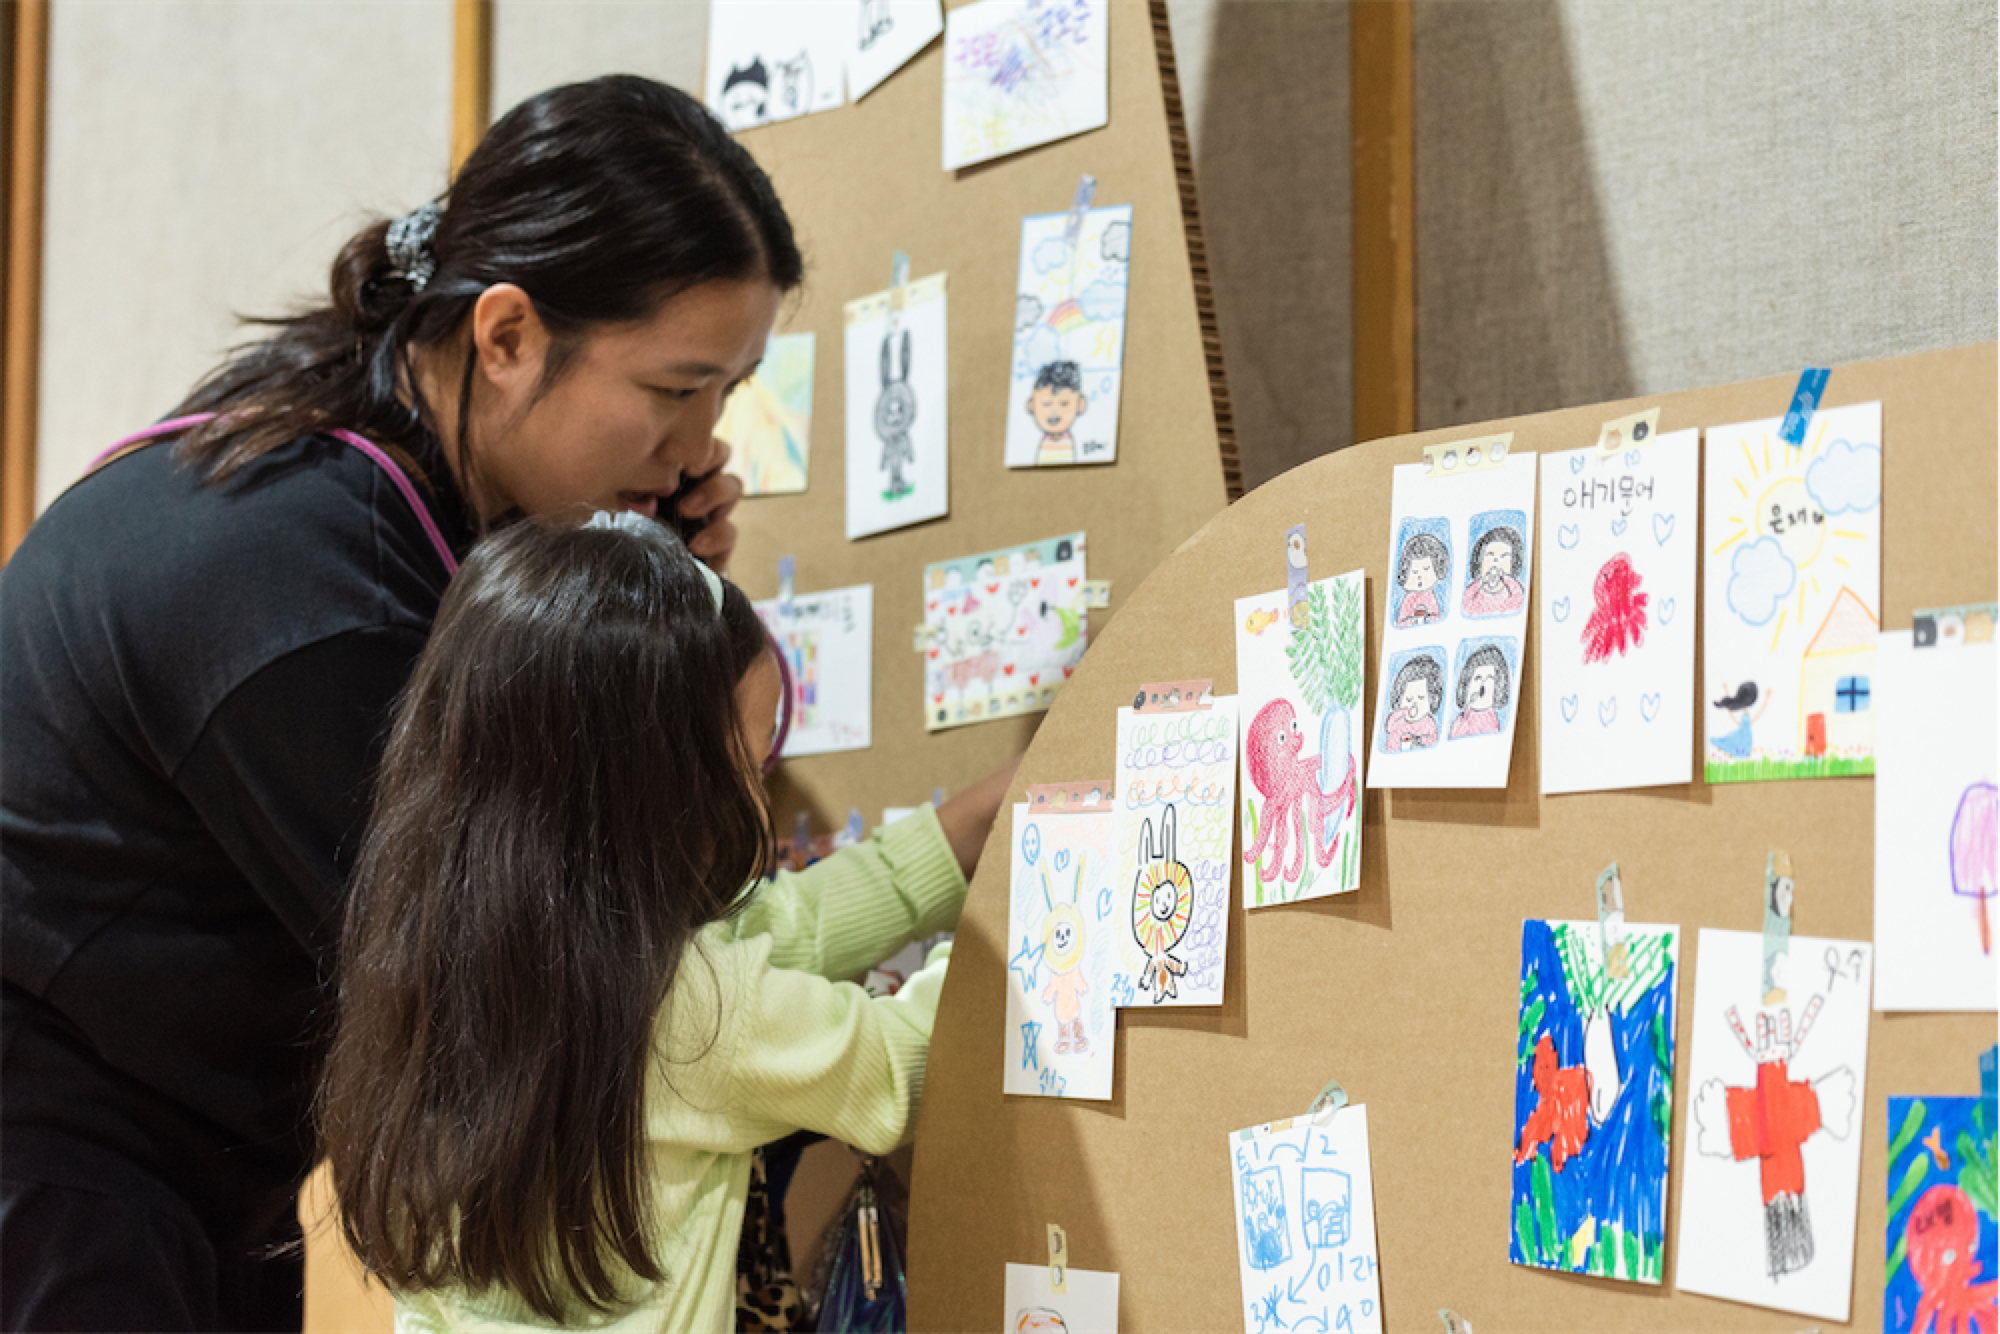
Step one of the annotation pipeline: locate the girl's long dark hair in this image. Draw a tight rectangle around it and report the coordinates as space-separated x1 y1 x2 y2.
169 75 803 505
318 516 775 1318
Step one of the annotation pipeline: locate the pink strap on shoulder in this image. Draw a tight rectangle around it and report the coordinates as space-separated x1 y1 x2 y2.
92 414 459 577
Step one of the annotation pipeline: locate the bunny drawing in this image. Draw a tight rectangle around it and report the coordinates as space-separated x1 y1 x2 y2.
876 328 918 501
1130 804 1195 1003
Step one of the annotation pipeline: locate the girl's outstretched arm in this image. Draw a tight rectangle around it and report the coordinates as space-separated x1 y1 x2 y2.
726 759 1019 981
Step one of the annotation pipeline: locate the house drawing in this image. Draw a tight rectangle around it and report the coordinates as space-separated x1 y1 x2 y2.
1797 587 1878 758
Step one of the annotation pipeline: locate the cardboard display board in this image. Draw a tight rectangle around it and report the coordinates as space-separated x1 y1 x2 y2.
726 0 1234 839
908 344 1997 1331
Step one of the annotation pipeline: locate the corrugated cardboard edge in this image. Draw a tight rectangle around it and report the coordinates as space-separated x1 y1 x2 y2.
1149 0 1240 503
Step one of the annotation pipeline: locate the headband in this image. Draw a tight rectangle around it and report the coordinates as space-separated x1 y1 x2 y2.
386 201 443 292
584 509 726 614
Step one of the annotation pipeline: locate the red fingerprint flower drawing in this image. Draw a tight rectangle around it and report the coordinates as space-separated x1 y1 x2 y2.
1583 554 1649 664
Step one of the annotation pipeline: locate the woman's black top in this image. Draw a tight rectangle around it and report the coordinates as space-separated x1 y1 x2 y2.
1 434 475 1236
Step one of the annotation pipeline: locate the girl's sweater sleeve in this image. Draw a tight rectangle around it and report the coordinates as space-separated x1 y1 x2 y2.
722 804 967 981
722 941 952 1155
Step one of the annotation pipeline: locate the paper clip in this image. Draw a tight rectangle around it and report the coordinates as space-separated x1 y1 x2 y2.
888 249 910 311
1438 1309 1476 1334
791 812 812 871
932 786 945 808
1422 432 1513 476
1046 1223 1068 1295
1026 780 1113 812
1979 1043 1996 1100
1595 862 1629 980
1305 1077 1349 1124
1777 366 1831 448
1063 175 1097 251
837 809 864 847
1132 679 1214 714
1762 850 1794 1005
1913 602 1999 649
1285 524 1310 631
777 555 795 619
1595 407 1660 455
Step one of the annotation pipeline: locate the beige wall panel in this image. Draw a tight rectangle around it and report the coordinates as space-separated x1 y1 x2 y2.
1415 0 1998 432
490 0 705 119
36 0 452 511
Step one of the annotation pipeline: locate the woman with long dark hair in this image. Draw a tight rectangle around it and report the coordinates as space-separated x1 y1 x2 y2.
321 513 979 1331
0 76 1009 1330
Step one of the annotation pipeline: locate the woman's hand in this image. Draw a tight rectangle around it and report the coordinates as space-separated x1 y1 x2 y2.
935 757 1024 881
677 443 745 572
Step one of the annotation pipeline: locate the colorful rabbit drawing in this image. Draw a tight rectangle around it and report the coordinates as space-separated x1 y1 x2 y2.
876 328 917 500
1130 805 1194 1003
1039 860 1090 1055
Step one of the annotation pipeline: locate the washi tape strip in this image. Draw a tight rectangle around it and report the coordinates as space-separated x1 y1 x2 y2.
1131 679 1214 713
1913 602 1999 648
1595 406 1660 454
1046 1223 1068 1295
1079 579 1112 609
1285 524 1310 628
1777 366 1831 447
1422 432 1513 476
845 272 947 324
1025 780 1115 812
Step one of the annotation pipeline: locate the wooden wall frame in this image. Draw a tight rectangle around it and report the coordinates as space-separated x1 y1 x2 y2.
3 0 48 560
1351 0 1414 444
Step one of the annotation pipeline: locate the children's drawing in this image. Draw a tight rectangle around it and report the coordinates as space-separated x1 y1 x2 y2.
718 331 814 496
1537 430 1700 794
1112 697 1239 1008
1702 401 1883 782
1463 510 1527 617
847 0 944 101
1229 1106 1382 1334
1004 205 1132 468
1003 1262 1120 1333
920 533 1088 731
1675 928 1872 1321
1873 633 1998 1011
942 0 1109 171
1510 919 1679 1284
1234 570 1365 907
1447 637 1519 741
1391 518 1451 629
704 2 852 130
751 584 872 757
844 274 948 539
1372 452 1537 789
1004 801 1117 1100
1885 1094 1997 1334
875 329 918 500
1380 648 1445 754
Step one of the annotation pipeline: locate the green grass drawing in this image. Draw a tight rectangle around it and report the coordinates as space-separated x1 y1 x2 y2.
1705 754 1874 784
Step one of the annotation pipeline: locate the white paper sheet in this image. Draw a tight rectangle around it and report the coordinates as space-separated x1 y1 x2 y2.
1228 1105 1383 1334
1234 571 1365 907
1003 801 1118 1100
1003 1262 1119 1333
1674 928 1872 1321
847 0 944 99
704 0 853 130
1873 633 1997 1011
1370 453 1538 789
920 533 1088 731
1701 401 1882 782
844 274 948 539
1111 697 1238 1008
752 584 871 757
1004 205 1131 468
1536 430 1699 794
942 0 1109 170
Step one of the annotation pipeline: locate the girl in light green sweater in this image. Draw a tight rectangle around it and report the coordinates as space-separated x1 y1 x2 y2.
319 514 1010 1332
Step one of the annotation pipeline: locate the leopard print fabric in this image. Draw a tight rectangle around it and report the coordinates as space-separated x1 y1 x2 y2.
736 1147 805 1332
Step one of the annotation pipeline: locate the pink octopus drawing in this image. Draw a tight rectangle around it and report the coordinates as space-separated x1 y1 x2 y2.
1242 699 1358 884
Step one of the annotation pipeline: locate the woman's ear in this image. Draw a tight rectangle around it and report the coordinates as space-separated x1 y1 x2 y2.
470 283 551 400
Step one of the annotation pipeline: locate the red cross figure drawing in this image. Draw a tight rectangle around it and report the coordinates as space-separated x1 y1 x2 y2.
1514 1033 1592 1171
1691 997 1858 1281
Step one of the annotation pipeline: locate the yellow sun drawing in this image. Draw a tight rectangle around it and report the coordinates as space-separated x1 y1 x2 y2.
1709 418 1873 654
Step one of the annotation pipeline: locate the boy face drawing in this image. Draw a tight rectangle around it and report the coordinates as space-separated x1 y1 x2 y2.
1028 384 1086 437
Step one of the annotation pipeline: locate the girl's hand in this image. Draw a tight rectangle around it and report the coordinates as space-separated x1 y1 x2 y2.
677 445 745 572
936 757 1023 880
